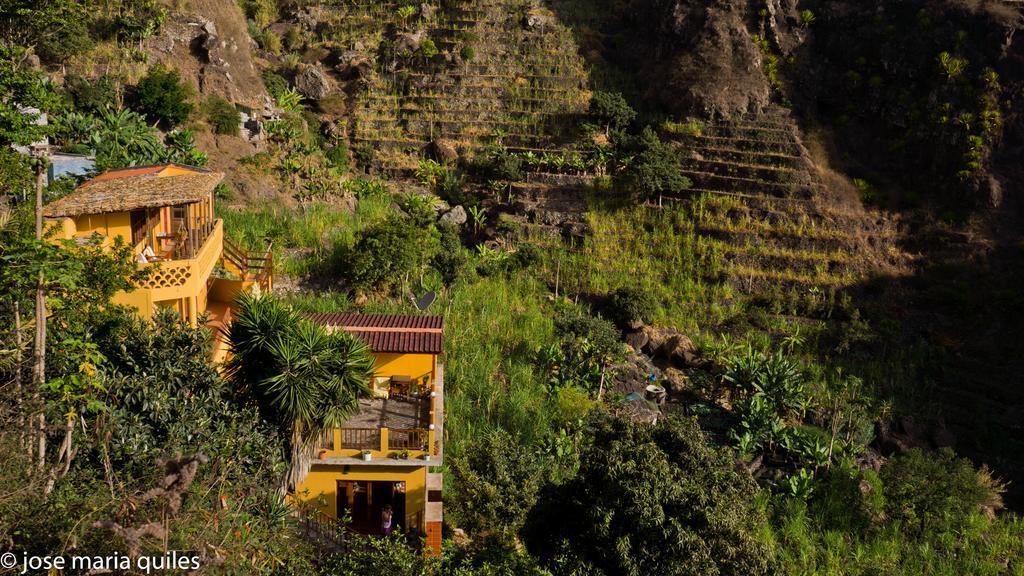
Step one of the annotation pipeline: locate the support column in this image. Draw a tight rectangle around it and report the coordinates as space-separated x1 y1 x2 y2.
187 296 198 328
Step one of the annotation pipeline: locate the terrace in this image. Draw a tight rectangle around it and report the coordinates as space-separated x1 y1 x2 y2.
317 368 445 465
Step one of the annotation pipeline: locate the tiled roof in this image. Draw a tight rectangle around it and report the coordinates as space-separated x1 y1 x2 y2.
305 313 444 354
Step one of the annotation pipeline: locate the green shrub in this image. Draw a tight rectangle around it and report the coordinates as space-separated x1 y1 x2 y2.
65 74 117 113
282 26 302 52
433 223 470 286
257 29 282 55
353 142 375 167
450 429 546 535
419 38 439 59
324 143 349 172
204 95 241 136
459 44 475 61
525 416 773 576
131 65 193 129
588 91 636 135
603 285 658 328
553 304 622 362
262 71 289 99
813 463 885 532
618 127 691 201
881 448 997 535
337 215 441 292
395 192 437 227
242 0 277 27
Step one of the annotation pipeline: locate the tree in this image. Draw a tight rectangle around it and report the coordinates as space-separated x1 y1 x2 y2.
0 46 62 147
881 448 999 536
602 286 658 329
226 292 375 492
339 215 441 293
449 429 546 535
618 127 690 202
588 91 636 136
0 0 92 64
525 415 773 576
131 66 193 129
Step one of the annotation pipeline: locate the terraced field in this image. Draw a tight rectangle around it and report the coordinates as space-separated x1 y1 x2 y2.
662 107 910 294
342 0 589 171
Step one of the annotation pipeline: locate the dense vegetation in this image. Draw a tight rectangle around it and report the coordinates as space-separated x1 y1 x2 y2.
1 0 1022 573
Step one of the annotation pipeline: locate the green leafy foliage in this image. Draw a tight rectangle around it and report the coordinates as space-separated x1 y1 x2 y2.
226 292 375 491
602 285 658 329
617 127 691 200
64 74 118 114
525 416 773 576
336 214 441 293
588 91 636 135
204 95 241 136
324 534 438 575
881 448 998 535
0 46 62 146
450 429 547 535
130 66 193 129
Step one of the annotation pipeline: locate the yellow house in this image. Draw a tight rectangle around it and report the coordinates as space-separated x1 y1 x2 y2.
43 164 272 358
297 313 445 555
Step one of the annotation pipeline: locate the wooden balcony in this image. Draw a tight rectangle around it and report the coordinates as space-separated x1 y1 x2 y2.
134 219 224 301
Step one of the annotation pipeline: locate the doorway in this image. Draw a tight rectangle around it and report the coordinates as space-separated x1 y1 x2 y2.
336 480 407 535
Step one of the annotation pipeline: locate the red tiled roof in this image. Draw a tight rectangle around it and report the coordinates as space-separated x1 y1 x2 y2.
86 163 209 184
305 313 444 354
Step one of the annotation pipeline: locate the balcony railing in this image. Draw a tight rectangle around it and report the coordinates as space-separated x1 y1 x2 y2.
387 428 426 450
339 428 381 451
318 365 443 462
135 220 223 295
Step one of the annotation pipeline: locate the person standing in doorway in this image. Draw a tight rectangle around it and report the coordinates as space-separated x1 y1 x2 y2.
381 504 393 536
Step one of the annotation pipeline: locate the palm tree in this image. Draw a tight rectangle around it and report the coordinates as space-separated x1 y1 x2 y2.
226 292 375 493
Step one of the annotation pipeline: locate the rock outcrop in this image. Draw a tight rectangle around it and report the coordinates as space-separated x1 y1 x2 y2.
630 0 771 117
294 65 334 100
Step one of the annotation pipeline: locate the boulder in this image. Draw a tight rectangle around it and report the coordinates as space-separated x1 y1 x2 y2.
440 205 467 226
430 139 459 164
394 31 424 54
624 329 649 352
523 9 555 30
419 3 436 21
294 66 333 100
640 326 700 367
661 367 690 395
646 0 771 117
663 333 699 366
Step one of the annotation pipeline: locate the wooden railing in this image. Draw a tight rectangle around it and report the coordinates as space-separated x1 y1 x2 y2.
340 428 380 450
387 428 426 450
222 237 274 291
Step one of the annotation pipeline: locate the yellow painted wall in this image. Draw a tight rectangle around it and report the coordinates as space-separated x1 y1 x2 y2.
55 211 135 248
296 464 427 531
373 353 434 380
